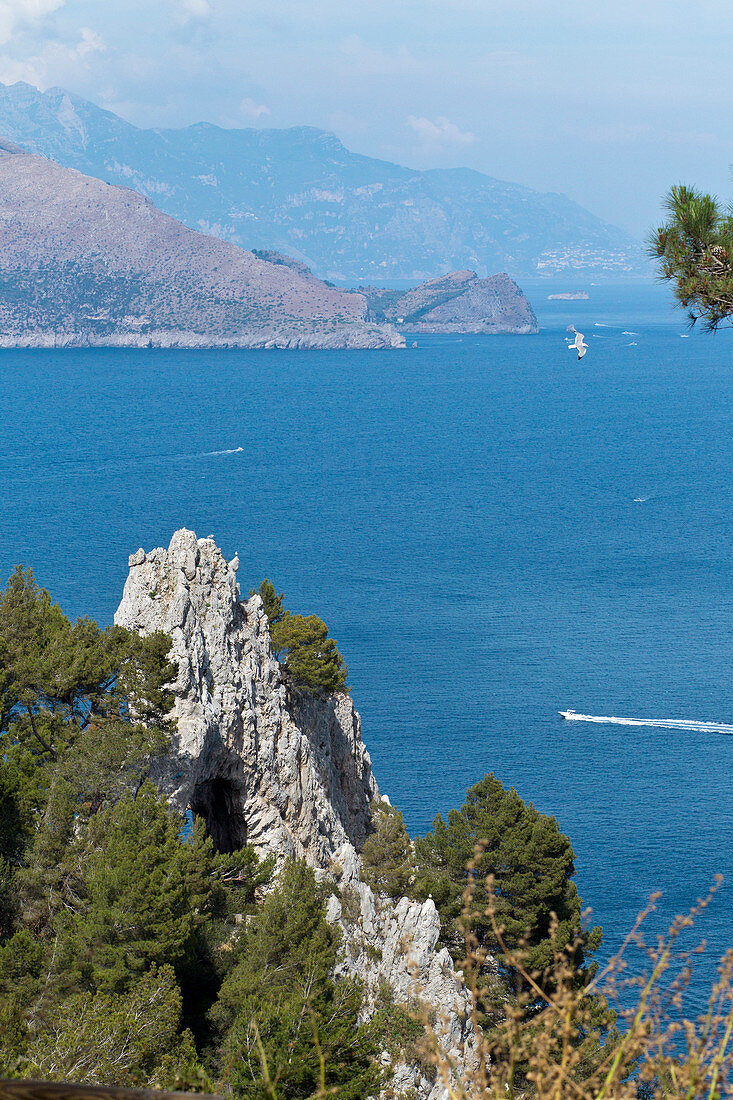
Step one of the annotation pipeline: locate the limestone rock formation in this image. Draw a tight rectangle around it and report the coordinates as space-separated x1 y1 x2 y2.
327 843 479 1099
115 529 478 1098
114 529 378 861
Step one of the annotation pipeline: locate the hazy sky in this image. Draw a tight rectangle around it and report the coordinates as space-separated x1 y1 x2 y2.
0 0 731 236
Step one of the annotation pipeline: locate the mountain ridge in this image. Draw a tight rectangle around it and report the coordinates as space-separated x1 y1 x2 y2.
0 80 644 282
0 137 404 349
361 271 539 333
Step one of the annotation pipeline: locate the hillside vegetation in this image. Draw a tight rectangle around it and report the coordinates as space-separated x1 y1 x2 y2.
2 564 731 1098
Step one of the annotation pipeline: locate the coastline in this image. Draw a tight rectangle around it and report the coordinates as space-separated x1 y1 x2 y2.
0 323 406 350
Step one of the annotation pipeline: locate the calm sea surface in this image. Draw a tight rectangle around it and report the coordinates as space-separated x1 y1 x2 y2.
1 280 731 1008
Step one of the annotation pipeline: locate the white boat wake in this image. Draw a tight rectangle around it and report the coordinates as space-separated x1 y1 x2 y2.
207 446 244 455
559 711 733 734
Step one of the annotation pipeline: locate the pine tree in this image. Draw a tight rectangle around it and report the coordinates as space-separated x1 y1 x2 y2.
58 783 213 993
650 183 733 331
252 579 348 693
254 579 284 626
360 800 415 900
213 860 380 1100
22 964 208 1089
414 773 602 992
0 565 176 812
272 613 348 693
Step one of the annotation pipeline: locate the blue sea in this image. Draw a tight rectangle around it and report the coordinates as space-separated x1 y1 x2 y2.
1 279 731 1011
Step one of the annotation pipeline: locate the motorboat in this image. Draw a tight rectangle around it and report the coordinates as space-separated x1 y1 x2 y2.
558 709 577 719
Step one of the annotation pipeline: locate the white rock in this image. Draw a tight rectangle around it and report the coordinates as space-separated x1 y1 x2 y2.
328 867 480 1095
114 529 377 861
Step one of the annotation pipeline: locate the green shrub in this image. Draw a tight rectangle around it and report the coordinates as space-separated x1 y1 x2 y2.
253 578 284 626
361 800 415 900
272 611 348 693
212 860 380 1099
253 580 348 694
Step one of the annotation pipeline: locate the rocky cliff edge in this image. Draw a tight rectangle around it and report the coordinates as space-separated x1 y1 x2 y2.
114 529 377 863
115 529 477 1098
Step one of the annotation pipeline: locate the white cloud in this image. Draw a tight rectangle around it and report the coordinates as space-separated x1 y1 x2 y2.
77 26 105 58
329 109 368 135
0 26 105 89
407 114 476 148
239 96 269 120
180 0 211 21
0 53 43 84
0 0 64 46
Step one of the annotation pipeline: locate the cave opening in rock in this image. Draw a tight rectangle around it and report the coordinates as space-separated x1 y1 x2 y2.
190 775 247 853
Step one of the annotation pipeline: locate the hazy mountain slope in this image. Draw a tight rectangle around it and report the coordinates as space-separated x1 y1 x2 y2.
0 138 402 348
0 81 643 282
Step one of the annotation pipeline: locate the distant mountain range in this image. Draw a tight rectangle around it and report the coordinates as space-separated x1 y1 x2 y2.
0 81 644 283
0 137 402 348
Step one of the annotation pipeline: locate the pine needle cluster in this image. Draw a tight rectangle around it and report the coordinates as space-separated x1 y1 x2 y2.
650 183 733 331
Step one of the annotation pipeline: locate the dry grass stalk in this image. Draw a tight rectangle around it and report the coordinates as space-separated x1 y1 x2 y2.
428 854 732 1100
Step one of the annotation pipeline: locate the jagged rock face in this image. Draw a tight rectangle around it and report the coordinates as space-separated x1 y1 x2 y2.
326 845 479 1100
114 529 378 864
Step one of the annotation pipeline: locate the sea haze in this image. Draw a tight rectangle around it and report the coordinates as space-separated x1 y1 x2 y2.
1 280 731 1010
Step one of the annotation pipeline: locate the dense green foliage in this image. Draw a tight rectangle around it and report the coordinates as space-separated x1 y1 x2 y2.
255 578 348 693
361 800 415 900
0 564 616 1096
213 860 381 1100
272 613 348 693
0 567 273 1089
0 566 382 1096
256 578 285 626
650 183 733 331
413 774 615 1085
414 774 602 1000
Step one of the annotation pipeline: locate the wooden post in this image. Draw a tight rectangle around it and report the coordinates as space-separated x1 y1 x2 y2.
0 1083 223 1100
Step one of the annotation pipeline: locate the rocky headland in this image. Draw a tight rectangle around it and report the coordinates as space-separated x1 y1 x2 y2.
361 271 539 334
0 138 403 349
115 529 478 1099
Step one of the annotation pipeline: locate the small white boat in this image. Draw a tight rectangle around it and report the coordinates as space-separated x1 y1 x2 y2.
559 709 577 719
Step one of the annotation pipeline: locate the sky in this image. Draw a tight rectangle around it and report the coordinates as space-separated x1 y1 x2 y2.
0 0 731 237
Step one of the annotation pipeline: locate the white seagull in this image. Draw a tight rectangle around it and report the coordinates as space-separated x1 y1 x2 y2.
568 326 589 359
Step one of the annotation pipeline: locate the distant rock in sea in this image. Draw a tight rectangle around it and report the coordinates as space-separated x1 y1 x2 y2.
0 138 403 349
547 291 589 300
360 271 539 334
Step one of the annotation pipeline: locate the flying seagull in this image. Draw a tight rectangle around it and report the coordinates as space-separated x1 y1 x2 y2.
567 326 589 359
